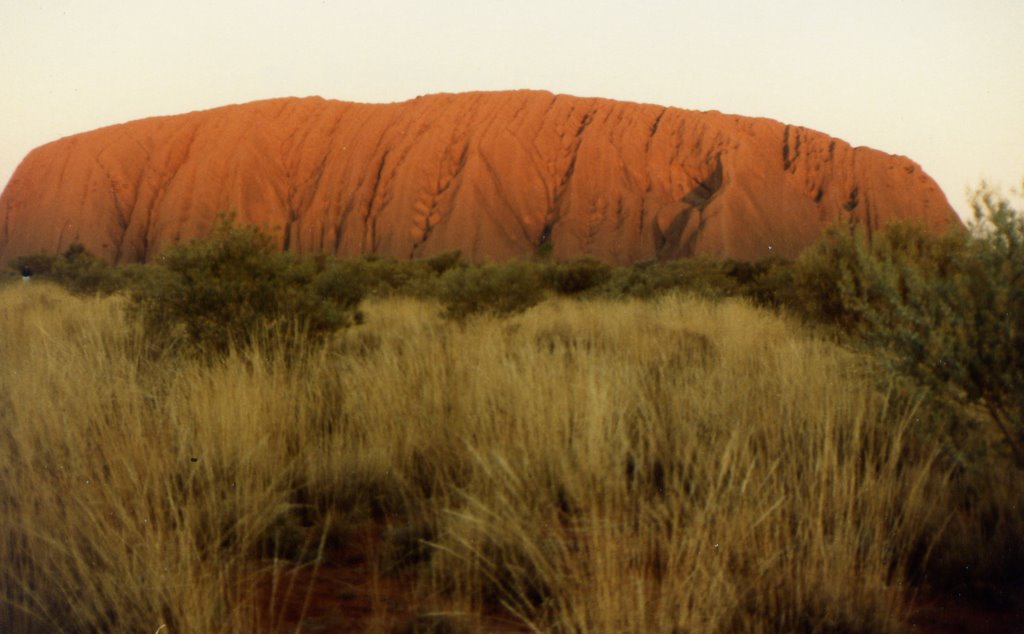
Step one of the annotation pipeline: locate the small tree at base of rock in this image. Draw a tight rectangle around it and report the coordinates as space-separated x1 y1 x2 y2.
835 182 1024 467
439 261 545 320
131 213 364 354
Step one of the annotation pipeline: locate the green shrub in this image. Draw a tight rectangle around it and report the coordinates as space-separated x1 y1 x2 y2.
793 183 1024 467
9 252 56 278
787 226 867 328
541 258 613 295
334 255 436 297
789 221 970 327
422 250 465 275
731 258 797 309
600 258 739 299
51 244 125 295
310 259 372 312
131 214 364 354
9 246 140 294
847 186 1023 467
439 261 545 320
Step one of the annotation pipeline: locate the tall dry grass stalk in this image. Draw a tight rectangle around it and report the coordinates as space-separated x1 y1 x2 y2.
0 282 980 632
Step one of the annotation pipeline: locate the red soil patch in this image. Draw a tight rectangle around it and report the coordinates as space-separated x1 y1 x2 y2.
254 519 530 633
254 518 1023 632
907 587 1024 633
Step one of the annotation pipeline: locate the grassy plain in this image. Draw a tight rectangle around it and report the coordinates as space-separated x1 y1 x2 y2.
0 281 1018 632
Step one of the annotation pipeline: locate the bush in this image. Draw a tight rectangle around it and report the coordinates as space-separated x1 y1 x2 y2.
51 244 125 295
8 246 137 294
9 252 56 278
325 255 438 298
855 186 1023 467
422 250 465 275
131 214 364 354
439 261 545 320
541 258 613 296
787 226 867 327
794 183 1024 467
730 258 797 309
309 260 369 313
600 258 740 299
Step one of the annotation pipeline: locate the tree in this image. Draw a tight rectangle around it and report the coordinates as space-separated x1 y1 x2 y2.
131 213 364 354
836 182 1024 466
438 261 545 320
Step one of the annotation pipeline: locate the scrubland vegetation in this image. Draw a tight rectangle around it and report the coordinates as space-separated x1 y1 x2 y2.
1 185 1022 632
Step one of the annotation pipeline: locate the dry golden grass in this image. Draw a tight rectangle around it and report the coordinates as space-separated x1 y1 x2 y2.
0 281 1010 632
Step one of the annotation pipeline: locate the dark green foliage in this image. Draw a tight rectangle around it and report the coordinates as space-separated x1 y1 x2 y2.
787 226 867 328
439 261 545 320
541 258 613 295
792 183 1024 468
602 258 741 299
310 259 373 311
9 252 56 277
849 187 1024 467
422 250 465 275
789 222 970 328
536 239 554 260
7 246 132 294
325 255 439 298
722 258 796 309
131 214 364 353
51 244 125 295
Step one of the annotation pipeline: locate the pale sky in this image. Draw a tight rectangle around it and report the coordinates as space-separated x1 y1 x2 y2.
2 0 1021 220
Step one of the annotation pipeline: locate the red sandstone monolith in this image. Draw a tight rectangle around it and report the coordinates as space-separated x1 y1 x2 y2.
0 91 960 264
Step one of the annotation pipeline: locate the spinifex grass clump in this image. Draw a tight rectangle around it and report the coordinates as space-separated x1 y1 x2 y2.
347 297 951 632
0 285 315 632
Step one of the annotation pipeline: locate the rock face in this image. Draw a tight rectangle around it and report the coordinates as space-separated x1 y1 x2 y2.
0 90 959 265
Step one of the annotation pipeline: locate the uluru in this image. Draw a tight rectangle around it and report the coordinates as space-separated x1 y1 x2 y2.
0 90 960 265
